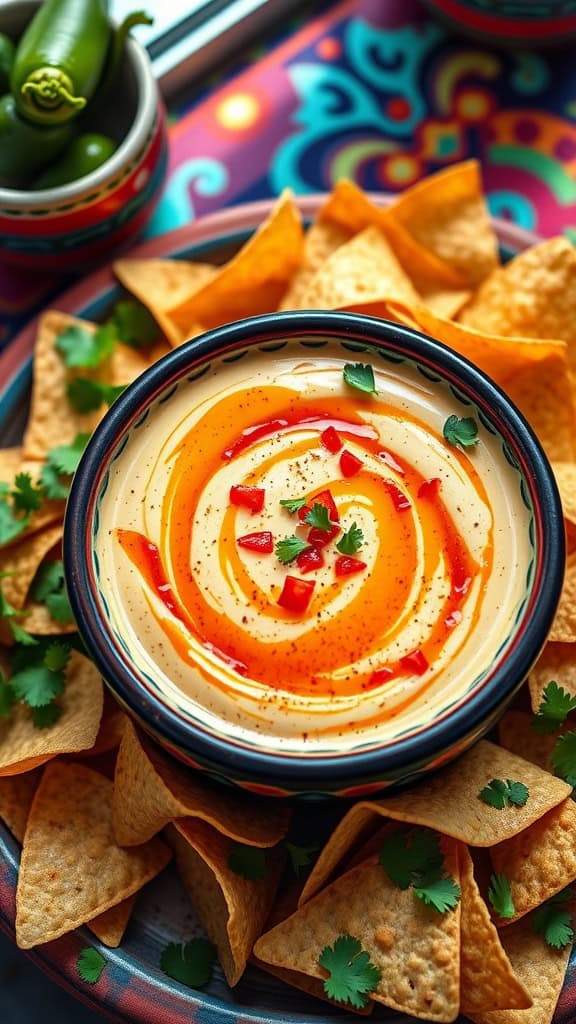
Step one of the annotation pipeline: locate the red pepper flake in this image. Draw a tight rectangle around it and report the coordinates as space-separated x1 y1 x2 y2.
368 666 396 687
400 649 429 675
417 477 441 500
229 484 265 514
385 480 411 512
335 555 367 577
339 449 364 478
298 488 339 524
237 531 273 554
278 575 316 614
296 545 324 574
320 425 343 454
307 524 340 548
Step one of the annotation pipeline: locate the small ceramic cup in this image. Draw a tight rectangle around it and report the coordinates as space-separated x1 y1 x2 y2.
64 311 565 798
0 1 168 271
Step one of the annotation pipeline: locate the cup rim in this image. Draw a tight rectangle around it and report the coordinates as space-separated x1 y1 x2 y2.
64 311 565 785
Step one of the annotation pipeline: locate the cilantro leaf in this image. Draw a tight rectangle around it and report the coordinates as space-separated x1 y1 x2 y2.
275 535 311 565
31 701 62 729
56 323 116 369
46 434 90 476
343 363 377 395
160 939 216 988
38 462 71 501
551 731 576 787
10 664 66 707
443 415 479 449
318 935 381 1009
379 827 443 890
413 873 462 913
12 473 44 514
111 300 158 347
227 843 267 880
533 896 574 949
0 678 16 718
77 947 107 985
304 503 335 531
0 577 36 646
7 619 37 646
336 522 364 555
533 681 576 734
479 778 529 809
488 873 515 919
285 841 320 878
43 641 71 673
279 497 307 515
0 498 29 545
67 377 126 413
32 561 75 624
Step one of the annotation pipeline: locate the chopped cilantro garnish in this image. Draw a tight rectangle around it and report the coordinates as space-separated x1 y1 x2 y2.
46 434 90 476
32 561 74 624
343 363 377 395
533 889 575 949
379 826 460 913
533 681 576 734
11 473 44 515
318 935 381 1009
0 675 16 718
279 497 307 515
550 731 576 787
479 779 529 810
227 843 268 880
275 535 311 565
77 947 107 984
0 499 29 546
111 300 158 347
488 873 515 919
10 662 66 707
303 503 335 531
160 939 216 988
56 323 116 369
413 874 462 913
67 377 126 413
285 841 321 878
336 522 364 555
6 640 71 725
31 701 62 729
443 415 479 449
0 576 36 646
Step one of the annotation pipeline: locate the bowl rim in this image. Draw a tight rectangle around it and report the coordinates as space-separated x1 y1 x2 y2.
64 310 565 785
0 2 157 207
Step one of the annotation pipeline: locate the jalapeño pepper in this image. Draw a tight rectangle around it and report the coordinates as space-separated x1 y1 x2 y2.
33 132 116 188
0 94 75 187
11 0 112 125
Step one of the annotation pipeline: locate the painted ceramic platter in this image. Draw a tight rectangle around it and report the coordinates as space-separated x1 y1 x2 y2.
0 196 574 1024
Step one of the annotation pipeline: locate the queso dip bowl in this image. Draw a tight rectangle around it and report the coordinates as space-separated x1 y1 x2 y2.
64 311 564 798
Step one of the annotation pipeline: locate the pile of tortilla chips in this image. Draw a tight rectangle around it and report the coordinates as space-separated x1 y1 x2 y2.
2 159 576 1022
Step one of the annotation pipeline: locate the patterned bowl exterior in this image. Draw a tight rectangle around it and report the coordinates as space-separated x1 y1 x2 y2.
422 0 576 42
64 310 565 798
0 5 168 272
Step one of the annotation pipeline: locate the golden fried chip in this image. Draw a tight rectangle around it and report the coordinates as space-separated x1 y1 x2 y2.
552 462 576 551
490 799 576 925
386 160 499 285
114 258 215 347
22 312 103 461
86 895 136 948
497 710 566 773
253 959 374 1014
503 351 576 463
464 913 572 1024
166 190 304 334
0 523 62 611
460 845 532 1014
528 642 576 713
16 761 170 948
3 600 77 639
113 720 289 847
0 651 103 776
280 219 351 310
459 237 576 359
549 551 576 642
83 704 127 758
0 768 41 841
256 838 461 1022
167 818 284 986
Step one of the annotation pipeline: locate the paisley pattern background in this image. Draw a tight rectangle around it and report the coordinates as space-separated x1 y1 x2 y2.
1 0 575 342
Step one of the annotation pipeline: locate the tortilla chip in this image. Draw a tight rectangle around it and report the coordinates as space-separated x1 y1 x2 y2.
253 958 374 1014
0 450 66 548
113 258 215 347
82 704 127 758
106 342 165 391
0 651 103 776
420 287 472 321
2 599 77 640
464 913 572 1024
86 895 136 947
297 225 419 311
167 818 284 986
0 523 62 611
386 160 499 285
497 709 567 773
503 350 576 464
256 838 461 1022
528 642 576 713
551 462 576 551
22 312 102 461
549 551 576 642
490 798 576 925
0 768 41 842
459 237 576 357
15 761 170 948
113 719 289 847
166 190 304 334
280 219 351 310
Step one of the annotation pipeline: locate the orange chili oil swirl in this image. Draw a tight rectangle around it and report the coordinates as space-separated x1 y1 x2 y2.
115 383 490 706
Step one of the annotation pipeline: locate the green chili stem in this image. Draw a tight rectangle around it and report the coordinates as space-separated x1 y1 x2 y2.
21 68 86 112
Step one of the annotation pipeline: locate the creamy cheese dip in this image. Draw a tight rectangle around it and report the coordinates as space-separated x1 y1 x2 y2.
95 343 532 754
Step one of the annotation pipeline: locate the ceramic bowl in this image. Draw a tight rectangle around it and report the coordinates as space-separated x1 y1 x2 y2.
0 1 167 271
64 310 564 798
422 0 576 44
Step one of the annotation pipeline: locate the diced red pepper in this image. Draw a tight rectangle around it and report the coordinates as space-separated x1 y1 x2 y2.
339 449 364 478
385 480 411 512
237 531 273 554
298 488 339 524
418 477 441 500
320 426 343 454
335 555 367 577
307 524 340 548
368 666 396 687
400 649 429 675
278 575 316 614
229 484 265 514
296 545 324 574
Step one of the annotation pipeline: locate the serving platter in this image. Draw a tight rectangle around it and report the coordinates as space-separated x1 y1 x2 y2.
0 195 573 1024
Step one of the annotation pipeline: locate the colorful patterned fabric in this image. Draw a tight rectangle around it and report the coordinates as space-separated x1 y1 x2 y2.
1 0 575 350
